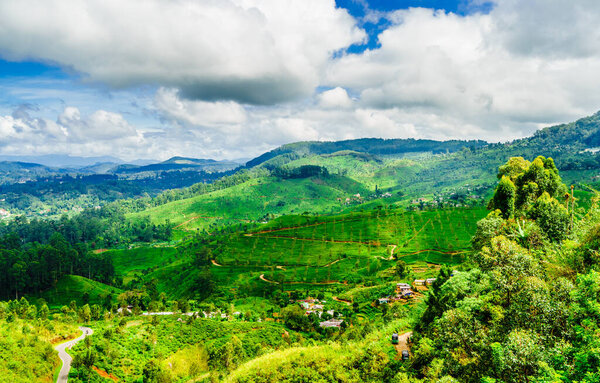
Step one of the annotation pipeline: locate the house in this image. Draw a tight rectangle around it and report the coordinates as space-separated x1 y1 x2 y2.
414 279 426 286
319 319 344 328
378 298 390 304
396 282 413 297
426 278 436 285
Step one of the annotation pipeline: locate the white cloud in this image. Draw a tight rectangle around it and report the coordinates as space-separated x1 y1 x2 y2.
154 88 247 128
491 0 600 59
325 4 600 140
0 0 364 105
318 87 353 109
0 106 146 160
2 2 600 161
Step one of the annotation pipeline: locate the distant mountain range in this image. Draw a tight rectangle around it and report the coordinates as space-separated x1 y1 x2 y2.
0 154 128 168
0 155 244 185
110 157 241 174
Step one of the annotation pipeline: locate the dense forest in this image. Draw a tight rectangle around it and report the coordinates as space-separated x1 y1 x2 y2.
0 208 172 299
409 156 600 381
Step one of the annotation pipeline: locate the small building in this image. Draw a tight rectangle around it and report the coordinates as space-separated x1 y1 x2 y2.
426 278 436 285
414 279 426 286
378 298 390 304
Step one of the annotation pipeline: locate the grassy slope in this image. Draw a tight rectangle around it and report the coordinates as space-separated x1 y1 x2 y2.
70 316 295 382
225 316 414 382
127 175 369 236
31 275 122 308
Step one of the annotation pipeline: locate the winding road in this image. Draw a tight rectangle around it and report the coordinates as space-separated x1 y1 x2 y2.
55 326 94 383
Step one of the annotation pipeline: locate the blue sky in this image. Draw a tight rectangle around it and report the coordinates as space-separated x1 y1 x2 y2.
0 0 598 161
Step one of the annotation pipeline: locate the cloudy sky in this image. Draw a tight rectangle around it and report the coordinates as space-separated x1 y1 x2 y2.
0 0 599 161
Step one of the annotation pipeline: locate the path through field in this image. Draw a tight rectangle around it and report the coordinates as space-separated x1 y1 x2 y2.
377 245 397 260
55 326 94 383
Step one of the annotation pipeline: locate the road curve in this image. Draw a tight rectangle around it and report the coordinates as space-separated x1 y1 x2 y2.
55 326 94 383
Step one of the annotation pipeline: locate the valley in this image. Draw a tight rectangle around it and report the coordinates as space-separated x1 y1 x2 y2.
2 113 600 382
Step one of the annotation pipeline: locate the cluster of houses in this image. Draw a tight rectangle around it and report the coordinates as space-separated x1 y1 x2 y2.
297 298 344 328
377 279 438 305
409 184 489 210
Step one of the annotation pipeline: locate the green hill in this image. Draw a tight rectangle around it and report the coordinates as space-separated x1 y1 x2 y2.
30 275 122 308
127 174 370 236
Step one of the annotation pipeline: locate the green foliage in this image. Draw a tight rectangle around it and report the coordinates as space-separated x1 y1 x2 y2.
489 176 516 219
527 192 570 242
411 159 600 382
0 316 77 383
514 156 566 212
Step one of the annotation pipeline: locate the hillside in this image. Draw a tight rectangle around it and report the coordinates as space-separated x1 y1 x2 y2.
121 111 600 238
245 137 488 168
128 173 371 236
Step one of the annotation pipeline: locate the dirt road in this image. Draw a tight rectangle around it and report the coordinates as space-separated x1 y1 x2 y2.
394 331 412 360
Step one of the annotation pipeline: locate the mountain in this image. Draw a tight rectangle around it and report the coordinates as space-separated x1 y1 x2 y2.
111 156 240 174
0 154 125 168
0 161 61 184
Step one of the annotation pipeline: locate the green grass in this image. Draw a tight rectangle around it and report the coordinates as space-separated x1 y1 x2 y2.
30 275 122 309
108 246 179 283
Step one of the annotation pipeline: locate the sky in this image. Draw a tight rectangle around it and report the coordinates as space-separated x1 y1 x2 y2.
0 0 599 161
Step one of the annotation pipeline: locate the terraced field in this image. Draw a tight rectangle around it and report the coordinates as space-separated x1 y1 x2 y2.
209 207 487 287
